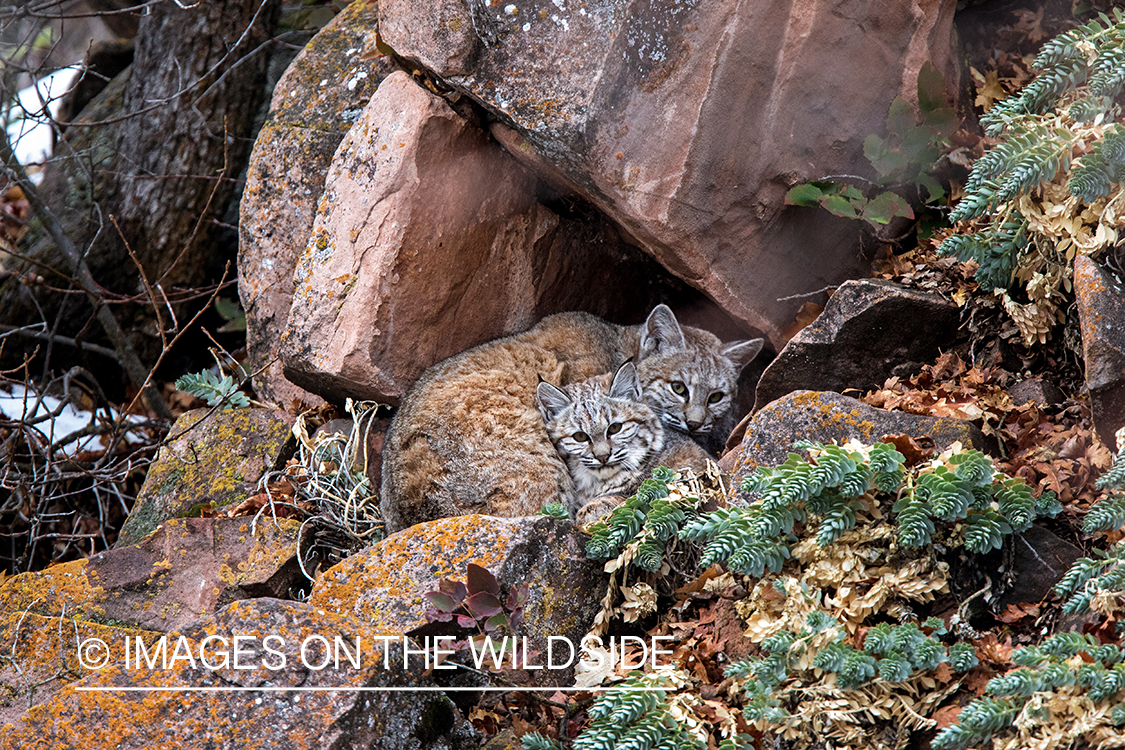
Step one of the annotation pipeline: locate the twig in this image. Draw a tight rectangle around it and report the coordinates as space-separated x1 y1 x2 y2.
0 323 120 360
776 286 835 302
0 131 173 421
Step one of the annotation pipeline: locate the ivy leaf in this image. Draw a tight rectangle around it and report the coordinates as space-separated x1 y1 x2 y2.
886 97 916 140
820 194 859 218
917 61 948 114
862 191 915 225
785 182 826 206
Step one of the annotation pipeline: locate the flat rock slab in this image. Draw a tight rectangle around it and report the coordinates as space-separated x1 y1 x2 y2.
1 517 302 633
720 390 986 480
754 279 960 411
0 598 476 750
239 0 396 407
0 613 164 736
379 0 958 347
310 514 604 685
282 71 680 404
1074 255 1125 448
995 525 1083 612
118 407 294 546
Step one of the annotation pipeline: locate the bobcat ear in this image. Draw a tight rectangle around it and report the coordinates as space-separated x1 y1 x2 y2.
536 380 572 421
722 338 765 370
608 361 641 401
640 304 686 358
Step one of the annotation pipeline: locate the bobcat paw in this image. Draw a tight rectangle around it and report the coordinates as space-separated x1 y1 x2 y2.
576 495 626 527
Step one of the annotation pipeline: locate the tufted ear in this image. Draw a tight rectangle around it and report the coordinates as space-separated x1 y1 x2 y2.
722 338 765 371
608 361 641 401
536 380 572 421
639 304 686 359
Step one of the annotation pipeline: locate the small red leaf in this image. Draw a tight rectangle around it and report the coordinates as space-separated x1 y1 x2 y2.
466 563 500 596
423 591 459 613
438 578 467 603
466 591 503 618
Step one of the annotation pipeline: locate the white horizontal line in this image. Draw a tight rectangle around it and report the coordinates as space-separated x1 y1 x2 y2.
75 686 665 693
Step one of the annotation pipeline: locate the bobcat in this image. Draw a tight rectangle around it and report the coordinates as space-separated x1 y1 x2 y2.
536 361 712 525
379 305 763 533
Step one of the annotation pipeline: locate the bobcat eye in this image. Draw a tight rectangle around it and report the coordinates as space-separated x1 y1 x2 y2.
707 391 724 404
572 431 590 442
607 422 622 435
670 381 688 397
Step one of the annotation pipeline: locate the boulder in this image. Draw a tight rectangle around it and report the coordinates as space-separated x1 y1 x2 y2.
239 0 397 407
281 70 685 404
378 0 959 348
1074 255 1125 448
753 279 960 411
117 407 294 546
0 613 165 736
720 390 986 479
994 525 1083 612
1 517 302 633
1007 377 1065 407
0 598 477 750
309 514 604 685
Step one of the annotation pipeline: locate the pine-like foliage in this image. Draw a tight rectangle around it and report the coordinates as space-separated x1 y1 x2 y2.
174 369 250 409
938 9 1125 341
585 466 700 573
521 734 566 750
1051 444 1125 616
933 631 1125 749
571 673 706 750
728 615 972 716
590 442 1053 580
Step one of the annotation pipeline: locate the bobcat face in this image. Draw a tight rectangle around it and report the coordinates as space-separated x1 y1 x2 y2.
537 362 664 502
636 305 764 439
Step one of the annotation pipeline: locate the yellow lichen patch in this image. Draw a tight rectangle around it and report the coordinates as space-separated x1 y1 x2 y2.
0 559 105 621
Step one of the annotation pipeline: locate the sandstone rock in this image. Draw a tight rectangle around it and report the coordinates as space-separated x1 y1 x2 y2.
719 390 986 479
994 525 1083 612
1008 377 1065 407
118 407 294 546
310 514 604 685
0 613 164 736
282 71 687 404
1074 255 1125 448
753 280 960 411
239 0 397 407
1 517 302 633
379 0 959 348
1 598 477 750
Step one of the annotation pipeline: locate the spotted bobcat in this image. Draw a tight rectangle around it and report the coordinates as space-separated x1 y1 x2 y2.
379 305 762 532
536 361 712 525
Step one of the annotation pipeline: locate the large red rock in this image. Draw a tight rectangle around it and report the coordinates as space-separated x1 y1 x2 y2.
1 598 476 750
378 0 959 348
238 0 396 407
1 517 302 633
754 279 960 411
309 514 604 685
281 71 687 404
1074 255 1125 448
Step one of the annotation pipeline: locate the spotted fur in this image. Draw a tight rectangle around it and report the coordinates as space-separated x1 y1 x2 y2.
380 305 764 532
631 306 763 448
537 362 664 516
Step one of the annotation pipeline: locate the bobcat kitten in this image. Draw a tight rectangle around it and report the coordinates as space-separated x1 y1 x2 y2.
380 305 763 532
537 361 712 524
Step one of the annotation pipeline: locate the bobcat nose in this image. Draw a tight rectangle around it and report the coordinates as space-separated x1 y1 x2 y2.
594 452 610 464
686 420 703 432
